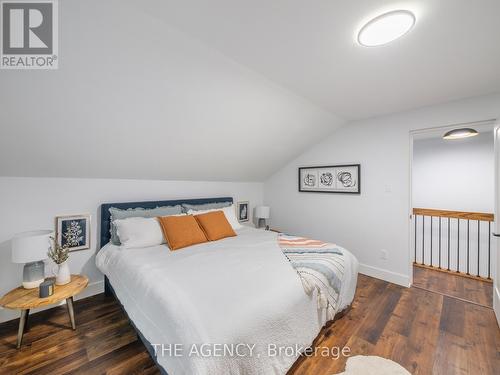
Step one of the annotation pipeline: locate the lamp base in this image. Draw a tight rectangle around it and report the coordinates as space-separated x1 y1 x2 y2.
22 261 45 289
257 218 267 229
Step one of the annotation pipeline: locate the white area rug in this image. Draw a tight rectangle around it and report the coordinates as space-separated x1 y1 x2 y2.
337 355 411 375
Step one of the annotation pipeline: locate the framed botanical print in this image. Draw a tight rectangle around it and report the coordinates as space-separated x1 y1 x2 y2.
298 164 361 194
237 201 249 222
55 214 91 251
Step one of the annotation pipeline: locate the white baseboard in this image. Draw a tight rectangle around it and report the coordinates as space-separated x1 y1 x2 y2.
358 263 410 287
494 285 500 328
0 280 104 324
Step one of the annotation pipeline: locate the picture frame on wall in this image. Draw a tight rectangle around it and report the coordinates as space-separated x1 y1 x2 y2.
298 164 361 194
55 214 91 251
237 201 249 222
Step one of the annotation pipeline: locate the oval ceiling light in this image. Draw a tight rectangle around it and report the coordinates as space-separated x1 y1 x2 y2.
358 10 416 47
443 128 479 140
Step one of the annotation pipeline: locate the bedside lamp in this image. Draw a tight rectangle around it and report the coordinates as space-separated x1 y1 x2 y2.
255 206 270 229
12 230 53 289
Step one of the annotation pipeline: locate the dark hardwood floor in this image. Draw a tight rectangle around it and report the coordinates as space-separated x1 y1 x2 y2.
1 274 498 374
412 265 493 307
289 274 499 374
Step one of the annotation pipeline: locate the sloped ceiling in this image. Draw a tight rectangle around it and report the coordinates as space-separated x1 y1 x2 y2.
0 0 342 182
138 0 500 120
1 0 499 181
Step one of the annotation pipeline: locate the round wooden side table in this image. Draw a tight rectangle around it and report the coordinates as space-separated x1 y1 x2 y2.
0 274 88 348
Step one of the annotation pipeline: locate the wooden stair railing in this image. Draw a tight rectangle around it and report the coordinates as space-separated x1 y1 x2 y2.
412 208 494 282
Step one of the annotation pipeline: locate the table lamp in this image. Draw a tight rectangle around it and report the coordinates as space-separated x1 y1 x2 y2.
255 206 270 229
12 230 53 289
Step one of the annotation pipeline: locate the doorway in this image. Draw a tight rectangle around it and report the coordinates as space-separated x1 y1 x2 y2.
409 120 497 308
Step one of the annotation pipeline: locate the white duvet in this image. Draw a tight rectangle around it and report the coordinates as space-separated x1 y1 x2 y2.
96 227 358 375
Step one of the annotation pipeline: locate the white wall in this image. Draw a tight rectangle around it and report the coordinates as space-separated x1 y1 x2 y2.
264 93 500 286
0 177 262 322
413 132 494 212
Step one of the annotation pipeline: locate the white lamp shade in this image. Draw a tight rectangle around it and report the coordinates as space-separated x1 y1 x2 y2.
255 206 270 219
11 230 53 263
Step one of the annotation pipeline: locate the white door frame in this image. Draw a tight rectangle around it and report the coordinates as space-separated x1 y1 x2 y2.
407 119 497 286
493 124 500 324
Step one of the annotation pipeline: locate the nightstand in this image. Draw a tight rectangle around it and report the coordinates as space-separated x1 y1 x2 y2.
0 274 88 348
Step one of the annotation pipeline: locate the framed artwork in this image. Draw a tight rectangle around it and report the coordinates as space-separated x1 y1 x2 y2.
55 214 91 251
237 201 249 222
298 164 361 194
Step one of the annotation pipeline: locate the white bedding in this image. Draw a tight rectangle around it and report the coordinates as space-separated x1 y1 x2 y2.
96 227 358 375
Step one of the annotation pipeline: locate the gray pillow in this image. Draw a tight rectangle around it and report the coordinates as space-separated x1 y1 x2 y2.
181 201 232 213
109 205 182 245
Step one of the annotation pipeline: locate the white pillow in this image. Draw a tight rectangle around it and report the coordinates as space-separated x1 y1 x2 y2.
187 205 243 230
114 217 165 249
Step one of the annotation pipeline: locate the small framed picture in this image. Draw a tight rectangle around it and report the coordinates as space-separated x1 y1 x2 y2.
298 164 361 194
237 201 249 222
55 214 91 251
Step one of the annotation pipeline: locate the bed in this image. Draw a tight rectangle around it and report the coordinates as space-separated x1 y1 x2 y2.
96 197 358 375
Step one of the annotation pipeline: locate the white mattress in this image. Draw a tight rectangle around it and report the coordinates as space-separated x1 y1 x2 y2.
96 227 358 375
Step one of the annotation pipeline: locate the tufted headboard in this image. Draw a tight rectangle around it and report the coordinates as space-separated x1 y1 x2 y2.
99 197 233 249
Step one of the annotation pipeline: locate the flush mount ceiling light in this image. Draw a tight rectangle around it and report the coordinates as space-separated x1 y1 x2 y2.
443 128 479 140
358 10 416 47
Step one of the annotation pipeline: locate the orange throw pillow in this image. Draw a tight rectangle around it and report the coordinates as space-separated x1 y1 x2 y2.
158 215 208 250
195 211 237 241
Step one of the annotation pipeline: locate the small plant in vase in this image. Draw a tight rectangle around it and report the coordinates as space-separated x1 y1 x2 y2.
48 237 71 285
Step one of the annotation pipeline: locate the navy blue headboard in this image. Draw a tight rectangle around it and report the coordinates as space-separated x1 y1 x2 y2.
99 197 233 249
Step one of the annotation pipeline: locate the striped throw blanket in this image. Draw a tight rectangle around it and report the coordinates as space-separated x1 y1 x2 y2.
278 234 345 320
